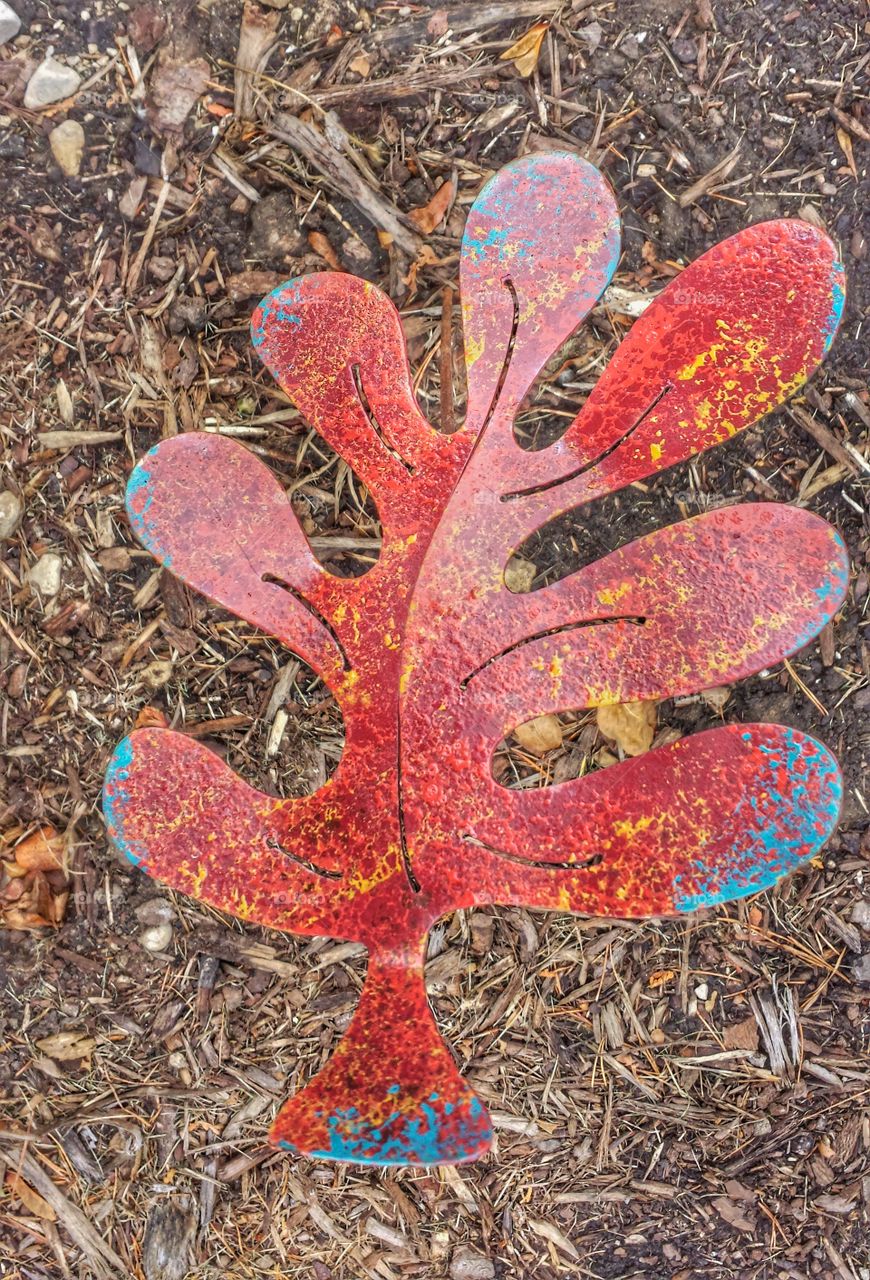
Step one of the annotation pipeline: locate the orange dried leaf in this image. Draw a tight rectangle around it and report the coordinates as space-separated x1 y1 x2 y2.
647 969 675 988
308 231 342 271
6 1172 57 1222
408 177 456 234
835 127 857 179
499 22 548 78
49 890 69 925
14 826 66 873
348 52 371 78
2 906 55 930
134 705 168 730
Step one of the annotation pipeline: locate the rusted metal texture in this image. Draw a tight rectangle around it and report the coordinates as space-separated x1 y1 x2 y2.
104 153 848 1167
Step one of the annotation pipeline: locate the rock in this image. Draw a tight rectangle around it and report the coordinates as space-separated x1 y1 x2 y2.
139 922 174 952
503 555 536 593
450 1248 495 1280
651 102 682 131
672 37 698 64
147 255 176 283
97 546 132 573
226 269 285 303
0 2 21 46
852 954 870 985
135 897 176 927
247 191 306 265
851 901 870 931
49 118 84 177
133 134 162 176
24 56 81 110
141 658 174 689
0 490 22 540
168 294 207 334
0 130 25 159
27 552 62 597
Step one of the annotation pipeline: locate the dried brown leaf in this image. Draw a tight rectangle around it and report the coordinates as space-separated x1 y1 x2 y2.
499 22 548 78
514 714 563 755
409 177 456 234
308 231 342 270
6 1172 57 1221
835 127 857 180
596 700 657 756
34 1031 96 1064
13 825 66 873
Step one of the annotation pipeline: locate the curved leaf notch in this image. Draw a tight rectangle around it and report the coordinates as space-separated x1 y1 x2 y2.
104 153 848 1168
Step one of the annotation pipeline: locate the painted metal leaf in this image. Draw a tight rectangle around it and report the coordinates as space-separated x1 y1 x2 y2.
104 152 847 1168
460 153 620 431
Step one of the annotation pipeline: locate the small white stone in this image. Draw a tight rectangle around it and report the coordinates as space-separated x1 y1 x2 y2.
0 490 22 540
0 2 21 47
27 551 62 597
694 982 709 1000
139 922 174 952
851 900 870 931
24 56 81 110
134 896 176 927
450 1249 495 1280
49 119 84 176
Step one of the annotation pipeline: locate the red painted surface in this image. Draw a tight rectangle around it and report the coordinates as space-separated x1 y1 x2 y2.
105 153 847 1166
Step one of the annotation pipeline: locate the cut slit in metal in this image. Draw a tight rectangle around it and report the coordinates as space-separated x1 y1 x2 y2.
351 364 415 474
502 383 674 501
396 711 421 894
460 616 647 689
266 838 343 880
462 834 604 872
261 573 351 670
482 276 520 433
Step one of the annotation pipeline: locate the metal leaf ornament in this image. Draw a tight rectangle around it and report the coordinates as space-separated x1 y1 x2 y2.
104 154 848 1167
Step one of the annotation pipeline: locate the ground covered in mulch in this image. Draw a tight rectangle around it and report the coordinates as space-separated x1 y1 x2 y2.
1 1 869 1277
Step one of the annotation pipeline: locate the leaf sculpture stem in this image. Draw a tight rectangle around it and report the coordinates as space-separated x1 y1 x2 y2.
105 153 848 1166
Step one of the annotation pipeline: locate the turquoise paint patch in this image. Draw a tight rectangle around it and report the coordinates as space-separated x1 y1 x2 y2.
298 1093 491 1166
822 265 846 354
251 280 305 349
102 737 149 870
789 545 850 651
462 222 512 263
674 729 841 912
463 152 620 284
125 450 167 562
